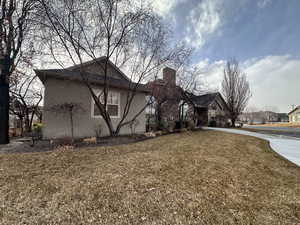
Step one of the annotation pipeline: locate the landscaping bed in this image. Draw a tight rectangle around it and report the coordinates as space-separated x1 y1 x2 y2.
0 130 299 224
0 134 153 154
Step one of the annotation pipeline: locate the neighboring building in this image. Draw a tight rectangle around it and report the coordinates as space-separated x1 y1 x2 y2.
35 57 148 139
288 106 300 123
277 113 289 122
147 69 230 128
263 111 279 122
239 111 286 124
187 92 230 127
147 67 182 129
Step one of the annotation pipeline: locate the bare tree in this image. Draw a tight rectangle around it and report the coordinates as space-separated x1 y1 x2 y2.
222 59 251 127
179 65 205 110
47 103 84 142
9 71 43 135
0 0 39 143
39 0 190 136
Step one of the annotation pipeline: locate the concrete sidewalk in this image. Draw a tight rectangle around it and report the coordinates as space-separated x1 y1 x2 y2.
204 127 300 166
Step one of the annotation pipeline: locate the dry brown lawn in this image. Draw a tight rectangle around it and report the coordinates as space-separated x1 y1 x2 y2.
251 123 300 128
0 130 299 225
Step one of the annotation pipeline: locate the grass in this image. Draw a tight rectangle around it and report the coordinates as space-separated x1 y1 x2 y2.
0 130 299 225
250 122 300 128
240 127 300 136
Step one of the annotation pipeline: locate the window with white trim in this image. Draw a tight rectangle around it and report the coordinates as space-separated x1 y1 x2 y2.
92 91 120 118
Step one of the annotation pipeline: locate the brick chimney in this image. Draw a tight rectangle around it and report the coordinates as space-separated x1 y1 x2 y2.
163 67 176 86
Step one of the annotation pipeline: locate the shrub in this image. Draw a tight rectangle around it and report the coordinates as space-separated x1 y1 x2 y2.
51 137 73 147
129 119 140 135
174 120 182 130
32 123 43 139
180 128 188 133
209 120 217 127
157 120 168 131
187 120 196 130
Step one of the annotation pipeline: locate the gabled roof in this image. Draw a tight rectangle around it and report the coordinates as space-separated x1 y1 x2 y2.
288 106 300 115
66 56 130 82
35 57 149 93
187 92 230 111
190 92 219 107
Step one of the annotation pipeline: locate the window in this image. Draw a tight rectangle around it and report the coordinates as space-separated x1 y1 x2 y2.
92 91 120 118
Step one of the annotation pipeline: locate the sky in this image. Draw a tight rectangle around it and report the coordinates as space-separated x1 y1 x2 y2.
152 0 300 113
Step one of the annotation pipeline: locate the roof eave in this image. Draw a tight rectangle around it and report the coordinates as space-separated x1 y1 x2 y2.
34 69 150 93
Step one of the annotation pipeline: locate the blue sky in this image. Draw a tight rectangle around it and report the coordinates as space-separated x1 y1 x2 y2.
153 0 300 112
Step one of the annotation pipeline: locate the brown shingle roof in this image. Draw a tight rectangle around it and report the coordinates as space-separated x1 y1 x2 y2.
189 92 219 107
35 69 149 93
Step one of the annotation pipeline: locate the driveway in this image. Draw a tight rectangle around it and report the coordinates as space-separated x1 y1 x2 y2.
205 127 300 166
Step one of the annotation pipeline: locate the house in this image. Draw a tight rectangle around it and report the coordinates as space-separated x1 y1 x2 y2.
146 67 182 130
146 68 230 128
35 57 148 139
277 113 289 122
288 106 300 123
239 111 280 124
187 92 230 127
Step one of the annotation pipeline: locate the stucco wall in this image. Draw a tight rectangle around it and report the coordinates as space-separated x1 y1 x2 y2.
43 78 146 139
289 108 300 122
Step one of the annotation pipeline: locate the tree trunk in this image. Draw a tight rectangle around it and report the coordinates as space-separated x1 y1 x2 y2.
29 110 35 132
156 104 162 130
103 115 116 136
19 117 24 137
24 113 31 134
0 56 11 144
69 110 74 143
0 84 10 144
231 118 236 127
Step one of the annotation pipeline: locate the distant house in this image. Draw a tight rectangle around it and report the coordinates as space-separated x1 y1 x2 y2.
187 92 230 127
239 111 288 124
35 57 148 139
288 106 300 123
277 113 289 122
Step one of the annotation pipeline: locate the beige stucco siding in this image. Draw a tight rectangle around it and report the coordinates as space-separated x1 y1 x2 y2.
289 108 300 123
43 78 146 139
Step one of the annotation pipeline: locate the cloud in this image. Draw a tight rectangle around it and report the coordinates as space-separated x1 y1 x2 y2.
195 55 300 112
184 0 222 48
152 0 183 17
194 59 225 91
245 55 300 112
257 0 272 8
